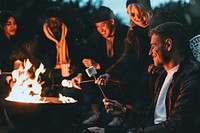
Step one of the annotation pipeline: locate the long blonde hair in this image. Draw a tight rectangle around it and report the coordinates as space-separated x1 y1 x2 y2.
127 3 151 28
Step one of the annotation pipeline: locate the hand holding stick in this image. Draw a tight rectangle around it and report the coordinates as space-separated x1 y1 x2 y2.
85 66 106 98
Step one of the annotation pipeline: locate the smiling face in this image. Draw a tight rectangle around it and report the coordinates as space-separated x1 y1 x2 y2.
149 34 169 67
3 17 17 39
95 19 115 38
127 4 150 28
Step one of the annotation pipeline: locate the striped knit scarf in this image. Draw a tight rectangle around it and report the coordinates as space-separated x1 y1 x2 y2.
43 23 70 69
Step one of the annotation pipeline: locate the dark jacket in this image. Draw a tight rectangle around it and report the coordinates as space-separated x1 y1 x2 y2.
126 56 200 133
36 28 84 76
0 32 19 72
84 24 129 76
106 26 152 107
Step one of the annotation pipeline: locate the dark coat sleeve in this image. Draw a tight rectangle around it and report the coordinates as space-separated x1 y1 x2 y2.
127 65 200 133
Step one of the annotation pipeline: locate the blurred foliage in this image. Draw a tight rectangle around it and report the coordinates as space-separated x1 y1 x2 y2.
0 0 200 44
0 0 103 45
154 0 200 38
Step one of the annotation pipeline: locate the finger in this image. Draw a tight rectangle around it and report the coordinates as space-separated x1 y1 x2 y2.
73 84 82 90
107 108 114 113
104 101 114 107
72 80 81 89
95 78 103 85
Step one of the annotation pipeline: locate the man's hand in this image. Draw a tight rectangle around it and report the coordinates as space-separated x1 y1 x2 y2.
103 98 125 117
71 73 82 90
95 73 111 86
82 58 100 69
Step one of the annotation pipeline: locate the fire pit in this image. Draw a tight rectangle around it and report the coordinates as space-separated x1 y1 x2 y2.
4 60 82 132
5 97 81 133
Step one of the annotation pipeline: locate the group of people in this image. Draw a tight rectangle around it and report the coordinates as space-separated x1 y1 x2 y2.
0 0 200 133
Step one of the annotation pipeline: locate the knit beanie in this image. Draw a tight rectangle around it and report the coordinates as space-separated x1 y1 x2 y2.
45 6 62 19
94 6 115 23
126 0 152 12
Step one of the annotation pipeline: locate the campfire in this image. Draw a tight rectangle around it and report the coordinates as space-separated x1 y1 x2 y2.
5 59 77 103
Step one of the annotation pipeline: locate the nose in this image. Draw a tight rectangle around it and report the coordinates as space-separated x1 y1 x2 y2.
52 22 59 27
148 48 152 56
11 23 15 28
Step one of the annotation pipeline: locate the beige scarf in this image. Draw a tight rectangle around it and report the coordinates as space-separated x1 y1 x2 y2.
43 23 70 69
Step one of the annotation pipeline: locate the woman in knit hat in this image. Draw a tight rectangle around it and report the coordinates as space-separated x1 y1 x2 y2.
79 6 129 126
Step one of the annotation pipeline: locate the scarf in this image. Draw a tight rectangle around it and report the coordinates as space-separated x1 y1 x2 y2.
43 23 70 69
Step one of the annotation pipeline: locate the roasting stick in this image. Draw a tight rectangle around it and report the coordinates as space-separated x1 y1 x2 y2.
0 71 12 75
52 79 95 87
92 75 107 98
85 66 107 99
80 79 94 83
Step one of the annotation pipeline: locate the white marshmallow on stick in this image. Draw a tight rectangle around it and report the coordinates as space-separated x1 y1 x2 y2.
61 79 95 88
85 66 97 77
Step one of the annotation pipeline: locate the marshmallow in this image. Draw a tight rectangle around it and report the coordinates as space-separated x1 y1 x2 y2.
85 66 97 77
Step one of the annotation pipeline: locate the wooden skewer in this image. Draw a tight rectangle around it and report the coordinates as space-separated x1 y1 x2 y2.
80 79 94 83
51 79 95 87
92 75 107 99
0 71 12 75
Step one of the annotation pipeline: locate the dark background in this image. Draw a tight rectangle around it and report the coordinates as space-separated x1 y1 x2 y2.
0 0 200 46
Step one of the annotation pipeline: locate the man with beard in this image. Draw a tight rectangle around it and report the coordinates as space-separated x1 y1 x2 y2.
37 6 83 99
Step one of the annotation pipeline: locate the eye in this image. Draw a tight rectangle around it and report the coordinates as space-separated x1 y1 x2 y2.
150 45 155 50
6 22 11 26
131 13 135 17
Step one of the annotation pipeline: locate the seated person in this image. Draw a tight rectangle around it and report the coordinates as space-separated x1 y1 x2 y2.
93 22 200 133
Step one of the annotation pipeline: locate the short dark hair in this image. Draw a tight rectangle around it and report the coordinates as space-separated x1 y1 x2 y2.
149 22 189 54
94 6 115 23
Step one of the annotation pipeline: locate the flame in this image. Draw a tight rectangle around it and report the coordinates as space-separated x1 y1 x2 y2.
5 59 77 103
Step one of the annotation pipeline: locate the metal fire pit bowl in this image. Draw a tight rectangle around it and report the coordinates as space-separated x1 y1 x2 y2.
5 97 82 133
